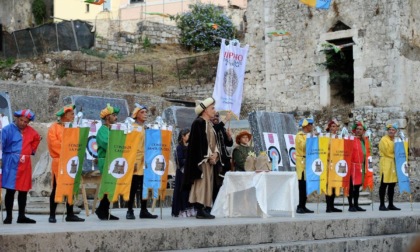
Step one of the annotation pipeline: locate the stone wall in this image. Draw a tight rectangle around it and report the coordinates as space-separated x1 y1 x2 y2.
94 20 179 54
244 0 420 112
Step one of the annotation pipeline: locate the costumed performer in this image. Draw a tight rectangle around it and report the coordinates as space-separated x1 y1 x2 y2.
95 104 120 220
2 109 41 224
295 118 314 214
48 104 85 223
232 130 253 172
325 119 342 213
378 123 401 211
126 103 158 220
184 97 219 219
348 121 368 212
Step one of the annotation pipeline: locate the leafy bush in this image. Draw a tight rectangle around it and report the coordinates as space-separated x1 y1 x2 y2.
32 0 46 25
172 3 235 52
142 36 153 52
0 58 15 70
80 48 107 58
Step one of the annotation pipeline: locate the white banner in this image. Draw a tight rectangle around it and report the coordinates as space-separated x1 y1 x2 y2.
212 39 249 118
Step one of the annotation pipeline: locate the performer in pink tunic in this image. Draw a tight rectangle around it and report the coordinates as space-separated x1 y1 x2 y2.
2 109 41 224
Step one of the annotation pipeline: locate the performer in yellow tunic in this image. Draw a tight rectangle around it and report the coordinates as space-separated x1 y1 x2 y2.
325 119 342 213
125 103 158 219
378 123 400 211
47 104 85 223
295 118 314 214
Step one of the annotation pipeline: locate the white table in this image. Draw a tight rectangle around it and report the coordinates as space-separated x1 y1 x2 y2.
211 171 298 218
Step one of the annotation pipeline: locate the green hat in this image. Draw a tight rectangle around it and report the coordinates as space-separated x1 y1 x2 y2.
56 104 75 117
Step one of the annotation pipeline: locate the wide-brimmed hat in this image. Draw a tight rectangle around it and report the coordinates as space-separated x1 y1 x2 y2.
326 119 340 132
352 121 367 133
14 109 35 121
100 103 120 119
299 118 314 127
235 130 252 145
56 104 75 117
194 97 215 116
131 103 148 118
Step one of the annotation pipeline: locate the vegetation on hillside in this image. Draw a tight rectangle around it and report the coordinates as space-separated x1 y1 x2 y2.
172 3 235 52
32 0 46 25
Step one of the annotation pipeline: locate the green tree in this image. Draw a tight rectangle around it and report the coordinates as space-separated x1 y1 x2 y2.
172 3 235 52
32 0 46 25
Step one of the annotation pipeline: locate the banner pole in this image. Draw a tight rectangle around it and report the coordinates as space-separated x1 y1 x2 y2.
371 189 374 211
62 198 67 222
342 188 344 211
160 194 162 220
317 192 319 214
410 193 413 211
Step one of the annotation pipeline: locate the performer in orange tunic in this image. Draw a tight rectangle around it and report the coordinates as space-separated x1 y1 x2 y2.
47 105 85 223
2 109 41 224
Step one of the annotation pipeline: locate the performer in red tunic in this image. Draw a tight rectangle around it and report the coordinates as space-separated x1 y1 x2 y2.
2 109 41 224
348 121 368 212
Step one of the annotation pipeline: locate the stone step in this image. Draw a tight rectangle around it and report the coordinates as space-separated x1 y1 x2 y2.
172 233 418 252
0 204 419 251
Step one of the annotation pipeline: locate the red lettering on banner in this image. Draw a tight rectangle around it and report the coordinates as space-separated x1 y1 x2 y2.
224 51 243 61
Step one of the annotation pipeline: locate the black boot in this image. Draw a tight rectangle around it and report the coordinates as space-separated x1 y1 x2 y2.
330 194 342 212
354 187 365 212
348 197 356 212
126 209 136 220
326 195 332 213
196 207 215 219
379 181 388 211
140 209 158 219
387 184 400 210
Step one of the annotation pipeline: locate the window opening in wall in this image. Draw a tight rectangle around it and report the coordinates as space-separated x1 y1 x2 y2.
131 0 145 3
322 37 354 106
86 4 90 13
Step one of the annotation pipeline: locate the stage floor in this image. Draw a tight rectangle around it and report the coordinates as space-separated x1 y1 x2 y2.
1 202 420 251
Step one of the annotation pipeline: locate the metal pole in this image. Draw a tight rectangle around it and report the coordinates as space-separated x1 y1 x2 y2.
70 20 79 51
133 64 136 83
176 59 181 88
151 64 154 85
12 31 20 58
100 61 103 79
116 63 119 80
55 23 60 51
28 30 38 56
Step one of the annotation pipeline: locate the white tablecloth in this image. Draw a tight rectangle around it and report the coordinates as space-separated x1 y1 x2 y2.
211 171 298 218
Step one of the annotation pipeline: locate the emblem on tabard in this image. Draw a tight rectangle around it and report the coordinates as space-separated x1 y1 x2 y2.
223 68 238 96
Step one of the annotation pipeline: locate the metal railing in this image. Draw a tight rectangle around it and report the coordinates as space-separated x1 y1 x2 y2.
55 59 154 85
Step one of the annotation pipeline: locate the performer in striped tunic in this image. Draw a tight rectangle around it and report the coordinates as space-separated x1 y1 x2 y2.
2 109 41 224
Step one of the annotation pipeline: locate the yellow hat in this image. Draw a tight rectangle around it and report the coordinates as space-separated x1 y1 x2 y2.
131 103 148 118
100 103 120 119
